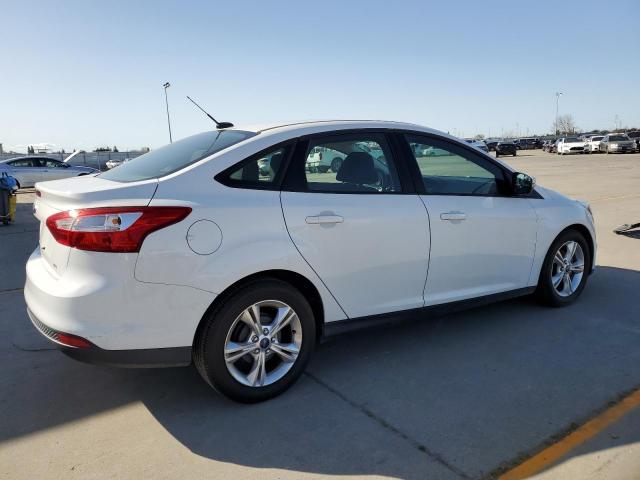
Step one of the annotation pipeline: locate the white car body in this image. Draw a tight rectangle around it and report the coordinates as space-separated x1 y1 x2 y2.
556 137 586 155
0 157 97 188
583 136 604 153
25 120 596 372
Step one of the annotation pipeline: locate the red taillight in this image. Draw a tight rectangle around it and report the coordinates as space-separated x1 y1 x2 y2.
46 206 191 253
56 333 93 348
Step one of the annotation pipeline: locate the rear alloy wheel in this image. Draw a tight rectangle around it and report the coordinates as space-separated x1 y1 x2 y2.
194 279 315 403
536 230 591 307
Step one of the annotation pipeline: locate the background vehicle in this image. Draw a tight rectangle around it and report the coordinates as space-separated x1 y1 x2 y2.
25 120 595 403
484 139 500 151
495 141 517 157
556 137 585 155
0 157 97 188
464 139 489 152
599 134 636 154
627 131 640 151
583 136 604 153
105 158 132 169
542 139 557 153
515 138 540 150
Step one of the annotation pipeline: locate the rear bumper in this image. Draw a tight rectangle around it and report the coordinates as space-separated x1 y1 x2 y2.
24 246 214 352
28 308 191 367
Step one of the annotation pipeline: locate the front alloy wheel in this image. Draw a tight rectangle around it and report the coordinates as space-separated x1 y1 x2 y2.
536 230 591 307
550 241 585 297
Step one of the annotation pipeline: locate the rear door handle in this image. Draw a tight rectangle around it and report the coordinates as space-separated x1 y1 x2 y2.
305 215 344 225
440 211 467 221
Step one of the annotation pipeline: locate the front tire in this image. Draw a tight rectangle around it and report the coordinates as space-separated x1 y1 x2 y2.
536 230 591 307
194 279 316 403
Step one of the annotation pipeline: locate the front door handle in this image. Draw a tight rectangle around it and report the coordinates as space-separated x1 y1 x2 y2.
305 215 344 225
440 211 467 221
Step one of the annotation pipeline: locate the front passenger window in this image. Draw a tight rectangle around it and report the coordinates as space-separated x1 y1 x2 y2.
406 135 503 196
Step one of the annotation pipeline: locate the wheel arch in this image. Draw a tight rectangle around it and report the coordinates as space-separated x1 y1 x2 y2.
537 223 595 283
193 269 325 348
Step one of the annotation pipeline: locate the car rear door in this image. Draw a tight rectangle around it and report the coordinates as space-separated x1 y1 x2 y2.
400 133 538 306
280 131 430 319
8 158 41 187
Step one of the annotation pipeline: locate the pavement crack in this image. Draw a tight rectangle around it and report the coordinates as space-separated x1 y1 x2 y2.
304 371 470 479
11 342 57 352
0 287 24 295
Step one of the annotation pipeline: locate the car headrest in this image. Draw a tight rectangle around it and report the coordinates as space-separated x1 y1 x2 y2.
269 152 283 175
336 152 377 184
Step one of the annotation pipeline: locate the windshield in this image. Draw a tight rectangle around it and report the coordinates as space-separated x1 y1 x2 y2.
609 135 629 141
564 137 581 143
591 136 604 141
100 130 256 182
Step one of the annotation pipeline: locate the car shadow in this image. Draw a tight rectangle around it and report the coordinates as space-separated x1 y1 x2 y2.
2 265 639 478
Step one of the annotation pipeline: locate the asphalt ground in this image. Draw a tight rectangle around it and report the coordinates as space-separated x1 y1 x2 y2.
1 150 639 479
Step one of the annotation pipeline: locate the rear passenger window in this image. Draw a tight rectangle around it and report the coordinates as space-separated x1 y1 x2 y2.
220 146 289 189
302 134 401 193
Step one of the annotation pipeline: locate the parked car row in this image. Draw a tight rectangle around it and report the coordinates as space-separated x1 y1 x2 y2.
555 134 637 155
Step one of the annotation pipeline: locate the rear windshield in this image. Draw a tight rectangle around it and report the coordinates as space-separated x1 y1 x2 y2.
100 130 256 182
609 135 629 141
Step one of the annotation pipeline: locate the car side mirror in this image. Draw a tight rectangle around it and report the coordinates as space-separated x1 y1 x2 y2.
513 172 535 195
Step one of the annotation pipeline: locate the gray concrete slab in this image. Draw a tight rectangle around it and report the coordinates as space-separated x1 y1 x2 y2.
0 153 639 479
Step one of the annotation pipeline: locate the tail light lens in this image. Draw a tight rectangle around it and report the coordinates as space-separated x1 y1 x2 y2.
46 207 191 252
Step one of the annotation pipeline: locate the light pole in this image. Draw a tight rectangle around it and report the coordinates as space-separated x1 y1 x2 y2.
163 82 173 143
555 92 563 136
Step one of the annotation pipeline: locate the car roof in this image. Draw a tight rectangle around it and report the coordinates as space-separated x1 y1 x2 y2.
229 119 444 136
0 156 59 163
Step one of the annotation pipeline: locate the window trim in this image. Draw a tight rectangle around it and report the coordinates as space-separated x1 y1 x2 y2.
214 140 295 191
397 132 513 198
280 129 416 195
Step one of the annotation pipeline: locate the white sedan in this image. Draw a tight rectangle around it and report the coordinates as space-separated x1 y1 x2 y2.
0 156 96 188
25 121 596 402
556 137 586 155
584 135 604 153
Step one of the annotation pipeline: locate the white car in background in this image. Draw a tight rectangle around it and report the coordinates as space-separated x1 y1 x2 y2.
556 137 586 155
583 136 604 153
25 120 596 403
0 156 96 188
105 158 132 169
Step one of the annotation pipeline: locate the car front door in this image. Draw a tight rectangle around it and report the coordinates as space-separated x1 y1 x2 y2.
43 159 72 180
280 132 430 319
401 133 538 306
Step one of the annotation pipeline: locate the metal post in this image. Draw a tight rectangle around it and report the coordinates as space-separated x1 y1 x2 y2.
555 92 563 136
163 82 173 143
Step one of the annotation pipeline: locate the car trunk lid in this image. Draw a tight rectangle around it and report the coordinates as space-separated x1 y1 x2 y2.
34 176 158 276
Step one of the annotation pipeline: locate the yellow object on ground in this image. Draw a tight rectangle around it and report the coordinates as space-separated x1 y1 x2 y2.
8 194 16 221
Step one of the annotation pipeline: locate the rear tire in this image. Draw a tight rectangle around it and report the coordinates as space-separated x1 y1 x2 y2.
193 279 316 403
331 157 343 173
535 230 591 307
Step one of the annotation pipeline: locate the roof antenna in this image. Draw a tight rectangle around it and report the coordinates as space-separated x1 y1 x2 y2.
186 96 234 129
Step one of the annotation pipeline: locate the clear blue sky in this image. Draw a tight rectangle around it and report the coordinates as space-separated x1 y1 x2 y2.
2 0 639 152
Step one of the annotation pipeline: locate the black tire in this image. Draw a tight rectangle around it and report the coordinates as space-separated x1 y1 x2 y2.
318 165 329 173
535 229 591 307
513 152 517 157
495 151 500 158
193 279 316 403
331 157 342 173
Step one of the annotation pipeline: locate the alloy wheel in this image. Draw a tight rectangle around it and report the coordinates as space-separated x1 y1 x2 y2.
224 300 302 387
551 241 585 297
